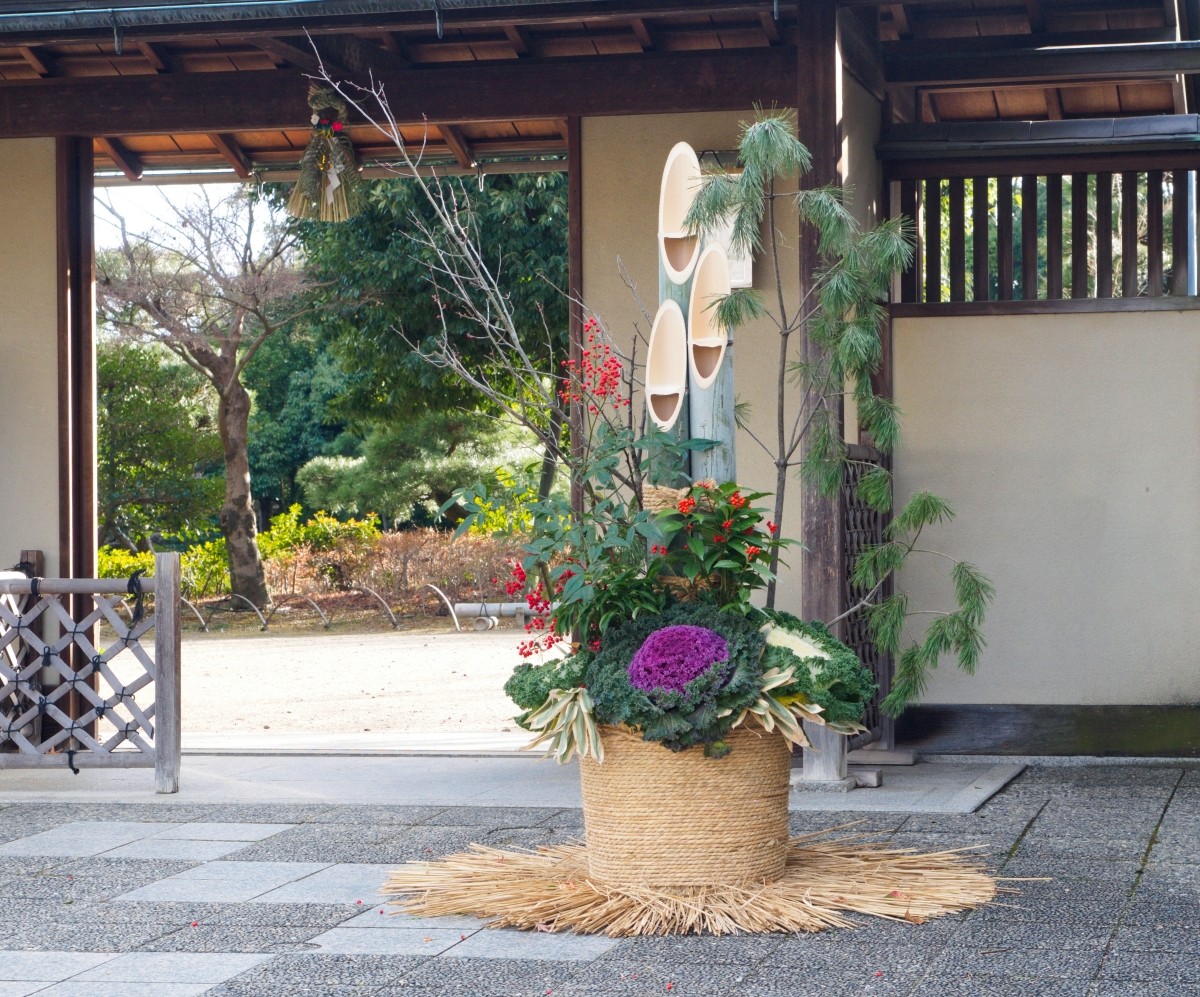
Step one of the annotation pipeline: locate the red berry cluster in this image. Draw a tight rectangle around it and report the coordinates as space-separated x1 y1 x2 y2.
558 319 630 413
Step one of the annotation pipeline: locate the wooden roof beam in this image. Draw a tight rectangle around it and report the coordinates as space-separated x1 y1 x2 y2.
1044 87 1065 119
16 45 50 76
503 24 535 56
96 137 142 181
886 41 1200 87
630 17 656 51
1 48 796 136
758 12 781 43
378 31 413 64
438 123 475 168
135 40 170 72
209 132 253 178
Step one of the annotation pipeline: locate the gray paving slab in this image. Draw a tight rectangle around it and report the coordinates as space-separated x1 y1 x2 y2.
0 921 176 952
74 950 272 982
136 923 324 953
249 863 396 904
0 950 117 980
0 984 50 997
153 822 296 841
310 925 471 956
0 820 179 857
112 860 331 903
346 904 489 931
392 956 572 995
100 837 250 861
448 927 619 961
224 952 428 986
1100 949 1200 983
28 986 212 997
907 978 1093 997
556 958 772 997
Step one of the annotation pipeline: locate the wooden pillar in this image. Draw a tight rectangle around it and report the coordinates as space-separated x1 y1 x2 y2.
154 552 182 794
796 1 851 784
567 117 584 520
56 136 95 583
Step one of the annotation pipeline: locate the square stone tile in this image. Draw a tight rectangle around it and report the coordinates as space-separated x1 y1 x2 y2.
303 806 449 826
342 903 488 931
152 823 295 841
100 838 249 861
228 952 429 986
0 821 179 858
1101 949 1200 983
929 943 1103 979
448 927 618 962
249 863 396 904
74 951 272 983
1114 924 1200 953
396 956 573 995
0 921 175 952
188 902 357 928
113 861 331 903
308 925 467 956
136 924 324 954
0 950 117 981
0 984 54 997
558 958 769 997
24 985 212 997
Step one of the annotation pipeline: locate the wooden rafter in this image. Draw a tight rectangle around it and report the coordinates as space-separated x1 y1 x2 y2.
16 45 49 76
438 123 475 168
209 133 253 178
96 136 142 181
1044 87 1065 119
135 41 170 72
758 12 781 43
378 31 413 64
630 17 656 50
504 24 535 56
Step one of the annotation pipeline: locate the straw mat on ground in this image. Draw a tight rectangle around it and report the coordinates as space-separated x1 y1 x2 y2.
384 828 999 936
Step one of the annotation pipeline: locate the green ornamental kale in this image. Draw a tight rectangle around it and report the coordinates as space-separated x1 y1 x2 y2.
758 609 876 726
583 602 767 753
504 653 589 729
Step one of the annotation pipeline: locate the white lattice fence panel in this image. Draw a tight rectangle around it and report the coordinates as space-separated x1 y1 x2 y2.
0 553 181 792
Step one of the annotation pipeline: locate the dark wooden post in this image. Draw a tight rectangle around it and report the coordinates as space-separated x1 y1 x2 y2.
567 117 584 522
797 0 850 784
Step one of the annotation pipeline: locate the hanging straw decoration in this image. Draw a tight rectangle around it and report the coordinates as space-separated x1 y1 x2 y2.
286 85 363 223
384 827 1005 937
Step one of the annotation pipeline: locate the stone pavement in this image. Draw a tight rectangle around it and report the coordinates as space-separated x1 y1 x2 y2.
0 762 1196 996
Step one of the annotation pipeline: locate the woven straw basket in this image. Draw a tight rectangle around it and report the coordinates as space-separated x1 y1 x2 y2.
578 724 791 887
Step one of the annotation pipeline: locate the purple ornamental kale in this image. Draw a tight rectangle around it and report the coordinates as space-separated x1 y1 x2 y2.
627 625 729 693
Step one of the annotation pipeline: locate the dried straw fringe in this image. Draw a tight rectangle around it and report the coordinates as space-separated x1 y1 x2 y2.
384 828 1000 937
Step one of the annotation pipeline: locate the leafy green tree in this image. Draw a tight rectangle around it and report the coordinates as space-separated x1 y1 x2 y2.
96 337 223 551
293 172 568 423
244 327 351 522
96 187 306 609
296 410 516 526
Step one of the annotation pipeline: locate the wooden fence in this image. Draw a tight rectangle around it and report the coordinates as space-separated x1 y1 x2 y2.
0 552 180 793
894 169 1197 307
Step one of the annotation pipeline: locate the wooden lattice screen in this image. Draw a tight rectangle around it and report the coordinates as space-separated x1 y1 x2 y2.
0 552 181 793
841 444 894 751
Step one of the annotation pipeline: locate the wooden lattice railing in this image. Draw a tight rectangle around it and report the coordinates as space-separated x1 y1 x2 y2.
840 444 893 751
0 552 180 793
894 169 1197 306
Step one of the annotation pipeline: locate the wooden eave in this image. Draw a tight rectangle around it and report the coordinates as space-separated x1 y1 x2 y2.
0 0 1196 180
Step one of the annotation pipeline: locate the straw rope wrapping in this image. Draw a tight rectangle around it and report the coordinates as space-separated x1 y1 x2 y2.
384 726 1000 935
384 831 999 937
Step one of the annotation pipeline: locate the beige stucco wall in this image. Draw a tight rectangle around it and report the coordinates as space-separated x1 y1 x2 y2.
0 138 60 575
581 111 807 613
894 311 1200 705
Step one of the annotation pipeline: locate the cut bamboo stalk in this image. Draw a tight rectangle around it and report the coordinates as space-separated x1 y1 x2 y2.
658 141 702 285
688 243 735 483
645 299 687 432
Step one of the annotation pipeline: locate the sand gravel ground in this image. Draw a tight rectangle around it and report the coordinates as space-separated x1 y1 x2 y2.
180 628 526 735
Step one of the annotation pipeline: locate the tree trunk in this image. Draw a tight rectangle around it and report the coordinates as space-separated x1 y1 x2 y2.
218 378 271 609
